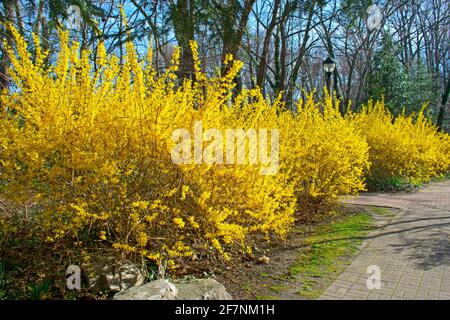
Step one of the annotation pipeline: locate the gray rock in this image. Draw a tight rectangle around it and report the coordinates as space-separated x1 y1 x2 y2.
114 279 178 300
175 278 233 300
86 257 145 292
113 278 232 300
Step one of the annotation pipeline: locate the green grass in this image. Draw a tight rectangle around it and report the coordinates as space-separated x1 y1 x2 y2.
369 206 396 217
290 213 374 299
296 278 317 297
29 280 52 300
0 262 6 299
269 284 286 293
242 281 253 293
366 177 423 192
256 295 279 300
431 172 450 182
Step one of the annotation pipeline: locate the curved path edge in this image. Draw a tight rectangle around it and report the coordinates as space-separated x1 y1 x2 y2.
320 181 450 300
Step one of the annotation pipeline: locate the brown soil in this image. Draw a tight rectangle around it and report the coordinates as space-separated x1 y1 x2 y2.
211 205 363 300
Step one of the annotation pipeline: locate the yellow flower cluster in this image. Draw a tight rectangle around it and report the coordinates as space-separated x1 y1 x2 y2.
351 100 450 183
0 26 448 267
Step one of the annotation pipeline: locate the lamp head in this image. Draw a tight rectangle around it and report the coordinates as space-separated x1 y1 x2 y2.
323 57 336 75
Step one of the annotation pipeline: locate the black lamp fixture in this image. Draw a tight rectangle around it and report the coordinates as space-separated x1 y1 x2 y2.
323 57 335 93
323 57 336 75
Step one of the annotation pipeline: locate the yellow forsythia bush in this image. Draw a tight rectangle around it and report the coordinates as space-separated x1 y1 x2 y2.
281 94 370 202
1 25 446 269
0 27 302 265
352 99 450 183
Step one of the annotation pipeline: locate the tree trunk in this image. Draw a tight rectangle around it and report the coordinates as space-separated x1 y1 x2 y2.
256 0 280 93
220 0 255 73
171 0 196 80
285 0 315 107
0 0 15 92
437 78 449 131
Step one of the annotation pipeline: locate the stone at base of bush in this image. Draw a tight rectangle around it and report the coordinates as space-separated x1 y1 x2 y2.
113 278 232 300
86 257 145 292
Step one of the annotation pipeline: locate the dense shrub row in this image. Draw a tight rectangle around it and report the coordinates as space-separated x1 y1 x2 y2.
0 27 448 269
351 100 450 185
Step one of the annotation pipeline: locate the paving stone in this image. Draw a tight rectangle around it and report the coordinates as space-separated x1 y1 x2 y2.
319 181 450 300
366 292 380 300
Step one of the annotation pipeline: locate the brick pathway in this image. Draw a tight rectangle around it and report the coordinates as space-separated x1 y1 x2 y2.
320 181 450 300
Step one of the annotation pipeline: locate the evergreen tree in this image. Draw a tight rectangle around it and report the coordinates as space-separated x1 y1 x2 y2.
406 61 438 114
368 31 408 115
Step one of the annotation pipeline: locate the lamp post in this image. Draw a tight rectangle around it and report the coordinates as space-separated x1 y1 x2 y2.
323 57 335 94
